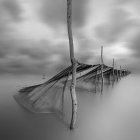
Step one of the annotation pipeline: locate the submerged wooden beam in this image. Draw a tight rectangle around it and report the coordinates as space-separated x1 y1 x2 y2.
101 46 104 94
67 0 77 130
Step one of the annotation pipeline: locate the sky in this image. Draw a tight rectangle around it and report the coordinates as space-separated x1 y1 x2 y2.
0 0 140 76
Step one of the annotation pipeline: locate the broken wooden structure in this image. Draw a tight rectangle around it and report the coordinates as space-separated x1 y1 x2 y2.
14 0 131 130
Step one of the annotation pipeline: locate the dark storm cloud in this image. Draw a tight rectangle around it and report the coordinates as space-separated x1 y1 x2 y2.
0 35 95 75
0 40 47 74
0 0 95 75
0 39 71 75
1 0 23 21
39 0 90 28
0 57 47 74
95 8 137 44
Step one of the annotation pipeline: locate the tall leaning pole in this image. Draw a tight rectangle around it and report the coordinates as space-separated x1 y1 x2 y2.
67 0 77 129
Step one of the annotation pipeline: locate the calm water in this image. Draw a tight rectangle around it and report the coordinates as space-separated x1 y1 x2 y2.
0 74 140 140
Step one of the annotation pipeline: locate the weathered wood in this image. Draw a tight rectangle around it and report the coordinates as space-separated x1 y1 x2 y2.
101 46 104 94
67 0 77 130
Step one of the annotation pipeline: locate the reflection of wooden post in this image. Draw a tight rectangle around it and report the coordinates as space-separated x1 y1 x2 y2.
98 73 100 85
112 59 115 86
108 73 110 85
67 0 77 130
62 73 70 113
120 66 122 79
108 73 111 85
101 46 104 94
115 61 118 81
95 68 98 93
119 66 121 78
118 67 120 80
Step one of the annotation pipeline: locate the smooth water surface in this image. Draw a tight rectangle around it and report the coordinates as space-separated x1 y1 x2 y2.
0 74 140 140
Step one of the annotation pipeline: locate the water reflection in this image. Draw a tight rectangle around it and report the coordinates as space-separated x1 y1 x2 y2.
0 74 140 140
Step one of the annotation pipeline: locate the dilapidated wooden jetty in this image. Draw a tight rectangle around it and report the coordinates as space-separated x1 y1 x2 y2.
14 0 131 129
14 61 130 127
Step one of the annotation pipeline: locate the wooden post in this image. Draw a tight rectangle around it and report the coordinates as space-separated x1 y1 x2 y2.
101 46 104 94
112 58 115 86
67 0 77 130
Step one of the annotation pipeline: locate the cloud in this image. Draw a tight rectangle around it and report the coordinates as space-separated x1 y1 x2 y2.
0 38 71 75
76 35 96 64
95 8 138 44
128 31 140 58
0 0 23 44
38 0 90 29
118 0 140 4
0 34 97 75
0 0 23 22
93 1 140 72
0 0 139 75
0 0 97 75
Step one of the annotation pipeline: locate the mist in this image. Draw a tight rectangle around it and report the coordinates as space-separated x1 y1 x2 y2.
0 74 140 140
0 0 140 140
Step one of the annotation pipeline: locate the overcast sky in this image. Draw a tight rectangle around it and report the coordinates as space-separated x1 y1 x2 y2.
0 0 140 76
